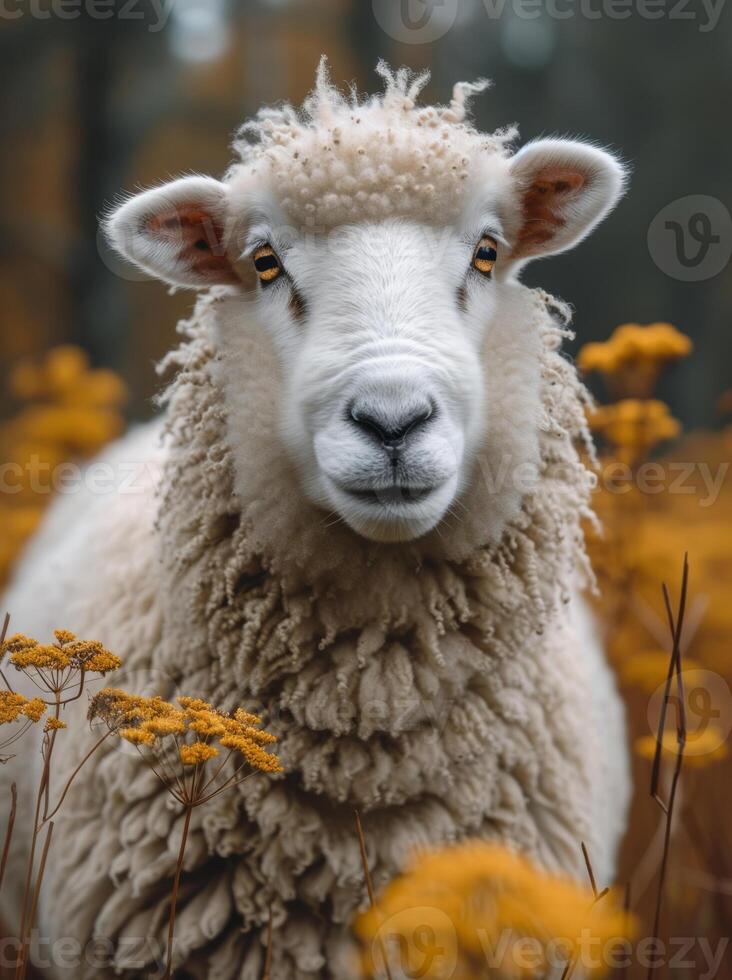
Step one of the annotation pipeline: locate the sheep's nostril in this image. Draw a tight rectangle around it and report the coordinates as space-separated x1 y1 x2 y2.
349 402 434 456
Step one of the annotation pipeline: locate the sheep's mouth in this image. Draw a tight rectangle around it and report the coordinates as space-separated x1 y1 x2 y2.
337 484 436 507
323 474 459 541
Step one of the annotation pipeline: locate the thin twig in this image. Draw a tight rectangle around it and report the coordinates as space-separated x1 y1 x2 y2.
0 613 12 691
650 555 688 809
581 841 599 897
41 729 114 825
26 821 54 954
354 810 393 980
0 782 17 892
622 881 632 980
262 903 273 980
560 843 610 980
647 554 689 980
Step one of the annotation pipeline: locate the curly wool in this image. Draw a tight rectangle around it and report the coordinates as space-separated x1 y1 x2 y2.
227 59 516 230
28 284 611 980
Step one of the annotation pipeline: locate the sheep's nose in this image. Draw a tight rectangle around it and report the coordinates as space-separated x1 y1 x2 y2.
349 400 434 457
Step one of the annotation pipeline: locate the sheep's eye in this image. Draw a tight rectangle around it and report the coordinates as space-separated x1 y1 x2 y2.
253 245 282 284
473 235 498 276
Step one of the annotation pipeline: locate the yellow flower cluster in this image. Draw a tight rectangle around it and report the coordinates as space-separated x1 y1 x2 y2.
579 322 692 377
1 631 121 675
354 842 633 979
180 742 219 766
43 717 67 732
0 690 46 726
89 689 282 773
588 399 680 462
0 345 127 587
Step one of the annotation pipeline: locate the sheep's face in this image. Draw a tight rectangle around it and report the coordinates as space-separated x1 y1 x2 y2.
106 132 624 543
231 215 499 542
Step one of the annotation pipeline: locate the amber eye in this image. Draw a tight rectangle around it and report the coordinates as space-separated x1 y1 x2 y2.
473 235 498 276
253 244 282 284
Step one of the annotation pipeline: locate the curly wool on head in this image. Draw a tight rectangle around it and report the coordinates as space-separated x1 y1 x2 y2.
228 59 517 229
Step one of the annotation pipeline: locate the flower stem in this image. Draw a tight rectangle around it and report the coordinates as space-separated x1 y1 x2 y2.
0 782 17 893
164 803 193 980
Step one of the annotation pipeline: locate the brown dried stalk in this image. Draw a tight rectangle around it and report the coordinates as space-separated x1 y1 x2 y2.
16 700 62 980
354 810 394 980
0 782 17 893
621 881 632 980
262 904 273 980
159 754 261 978
647 554 689 979
560 843 610 980
15 680 112 978
165 803 193 980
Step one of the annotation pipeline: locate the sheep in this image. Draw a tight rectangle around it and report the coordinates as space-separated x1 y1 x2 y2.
1 61 630 979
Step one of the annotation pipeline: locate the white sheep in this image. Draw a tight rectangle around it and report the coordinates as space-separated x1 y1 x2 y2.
1 61 630 979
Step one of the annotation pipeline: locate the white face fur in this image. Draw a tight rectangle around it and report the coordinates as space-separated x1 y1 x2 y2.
106 137 625 544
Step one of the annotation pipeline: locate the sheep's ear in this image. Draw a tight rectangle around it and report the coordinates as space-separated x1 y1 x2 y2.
104 176 238 288
508 139 626 261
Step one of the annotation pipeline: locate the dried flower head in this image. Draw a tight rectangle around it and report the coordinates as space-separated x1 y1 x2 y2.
0 691 46 726
588 399 680 463
180 742 219 766
579 322 692 377
89 688 282 788
2 631 121 676
43 717 67 733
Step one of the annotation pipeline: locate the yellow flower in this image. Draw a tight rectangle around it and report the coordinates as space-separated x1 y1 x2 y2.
187 713 227 737
588 399 680 459
64 640 122 674
8 642 71 671
53 629 76 645
44 717 67 732
177 696 214 712
0 346 128 588
90 689 282 775
180 742 219 766
578 322 692 377
120 727 157 747
219 734 283 773
142 714 187 737
1 632 122 676
354 841 634 979
0 691 46 725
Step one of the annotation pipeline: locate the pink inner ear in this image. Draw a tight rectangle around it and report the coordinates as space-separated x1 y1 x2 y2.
146 204 238 284
513 168 585 256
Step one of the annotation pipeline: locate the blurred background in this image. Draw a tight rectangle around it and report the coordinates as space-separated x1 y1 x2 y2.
1 0 730 424
1 2 731 977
